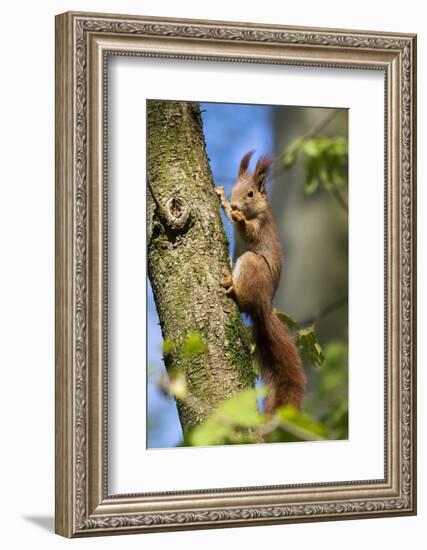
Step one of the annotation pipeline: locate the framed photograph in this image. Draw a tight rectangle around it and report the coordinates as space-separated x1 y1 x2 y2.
55 11 417 537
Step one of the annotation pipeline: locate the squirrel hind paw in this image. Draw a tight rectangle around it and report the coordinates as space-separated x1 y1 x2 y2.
221 274 235 299
221 273 233 290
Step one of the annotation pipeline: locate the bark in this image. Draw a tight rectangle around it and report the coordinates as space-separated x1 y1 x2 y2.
147 100 254 432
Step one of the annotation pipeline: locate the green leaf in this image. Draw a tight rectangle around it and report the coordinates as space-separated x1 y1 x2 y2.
275 311 324 368
283 134 348 199
331 166 345 187
296 324 325 368
218 388 264 427
162 339 175 356
189 416 231 446
274 309 300 331
181 331 207 357
304 174 319 195
276 405 326 439
302 138 321 157
330 136 348 156
319 163 331 188
187 388 264 446
303 159 320 195
283 150 296 168
283 138 303 168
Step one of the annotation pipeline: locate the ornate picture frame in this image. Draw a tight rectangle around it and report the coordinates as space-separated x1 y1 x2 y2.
55 11 417 537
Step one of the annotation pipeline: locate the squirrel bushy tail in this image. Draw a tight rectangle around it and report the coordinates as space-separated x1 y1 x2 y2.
252 308 306 414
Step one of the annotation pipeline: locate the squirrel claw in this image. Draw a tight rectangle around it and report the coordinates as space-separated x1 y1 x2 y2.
215 186 225 198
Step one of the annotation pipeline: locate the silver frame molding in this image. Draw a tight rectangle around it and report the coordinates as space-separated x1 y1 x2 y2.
55 11 417 538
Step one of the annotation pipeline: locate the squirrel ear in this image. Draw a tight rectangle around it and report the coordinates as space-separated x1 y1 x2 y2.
254 155 273 193
238 150 255 177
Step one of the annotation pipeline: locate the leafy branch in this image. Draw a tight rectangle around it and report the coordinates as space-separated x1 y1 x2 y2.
186 387 326 446
278 111 348 214
274 309 324 368
151 325 348 446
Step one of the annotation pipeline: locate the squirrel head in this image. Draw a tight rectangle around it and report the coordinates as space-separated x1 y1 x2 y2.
230 151 272 219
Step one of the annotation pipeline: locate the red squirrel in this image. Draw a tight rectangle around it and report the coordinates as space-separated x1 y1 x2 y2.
215 151 306 413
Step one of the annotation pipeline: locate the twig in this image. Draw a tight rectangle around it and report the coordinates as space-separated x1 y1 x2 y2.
259 415 324 441
331 187 348 213
299 295 348 327
332 189 349 213
272 110 349 215
147 177 164 213
296 110 341 145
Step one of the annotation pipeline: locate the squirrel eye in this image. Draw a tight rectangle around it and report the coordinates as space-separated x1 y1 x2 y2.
248 190 254 198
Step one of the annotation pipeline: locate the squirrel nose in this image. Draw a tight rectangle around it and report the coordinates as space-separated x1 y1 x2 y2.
231 203 238 211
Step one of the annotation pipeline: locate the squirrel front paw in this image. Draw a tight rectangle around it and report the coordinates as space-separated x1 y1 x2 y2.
231 209 245 224
215 186 226 200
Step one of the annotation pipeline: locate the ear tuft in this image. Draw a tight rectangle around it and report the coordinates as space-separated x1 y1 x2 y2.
255 155 273 192
255 155 273 177
238 150 255 177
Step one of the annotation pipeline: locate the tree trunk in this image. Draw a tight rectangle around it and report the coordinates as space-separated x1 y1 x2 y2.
147 100 254 432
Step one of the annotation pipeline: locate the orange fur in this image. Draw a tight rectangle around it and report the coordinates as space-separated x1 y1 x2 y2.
215 151 306 412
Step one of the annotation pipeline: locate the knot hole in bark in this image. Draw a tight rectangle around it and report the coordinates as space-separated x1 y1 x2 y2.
164 195 190 231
